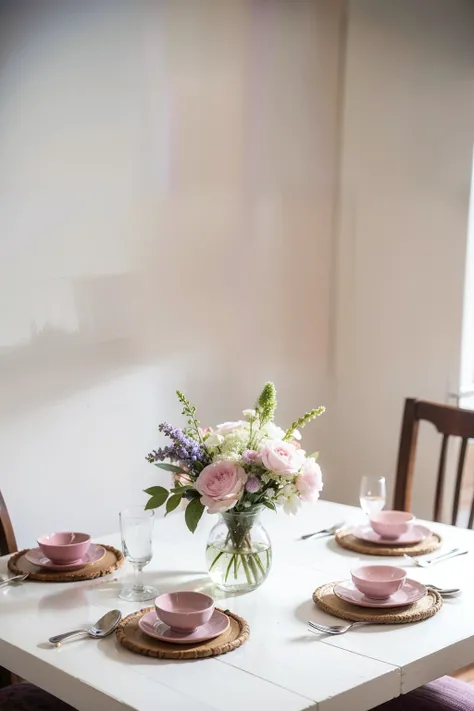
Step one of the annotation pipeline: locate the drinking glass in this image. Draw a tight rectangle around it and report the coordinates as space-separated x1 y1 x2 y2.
359 476 386 517
119 507 158 602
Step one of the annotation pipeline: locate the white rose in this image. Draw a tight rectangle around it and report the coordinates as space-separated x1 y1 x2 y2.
262 422 286 440
215 421 248 435
205 433 225 447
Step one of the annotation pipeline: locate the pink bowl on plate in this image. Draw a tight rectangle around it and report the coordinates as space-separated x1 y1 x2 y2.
37 532 91 564
155 591 215 632
369 510 415 539
351 565 407 599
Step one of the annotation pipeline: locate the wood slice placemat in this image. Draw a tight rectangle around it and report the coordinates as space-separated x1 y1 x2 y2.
335 529 442 557
8 545 124 582
313 582 443 624
116 607 249 660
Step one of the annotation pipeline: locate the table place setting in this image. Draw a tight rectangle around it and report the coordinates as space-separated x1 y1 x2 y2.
311 563 444 629
116 590 250 660
7 530 124 583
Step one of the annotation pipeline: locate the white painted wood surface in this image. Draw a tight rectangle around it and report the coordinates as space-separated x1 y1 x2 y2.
1 500 473 710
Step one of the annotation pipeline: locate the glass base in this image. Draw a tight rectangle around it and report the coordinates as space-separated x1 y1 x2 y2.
119 585 159 602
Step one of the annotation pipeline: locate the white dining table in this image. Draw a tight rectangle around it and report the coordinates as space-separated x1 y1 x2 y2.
1 499 474 711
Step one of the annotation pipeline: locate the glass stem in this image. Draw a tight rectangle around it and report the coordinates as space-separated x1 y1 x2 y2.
133 564 145 593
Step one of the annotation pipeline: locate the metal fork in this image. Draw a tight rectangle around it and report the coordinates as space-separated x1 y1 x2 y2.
404 548 468 568
0 574 29 589
301 522 345 540
308 620 369 635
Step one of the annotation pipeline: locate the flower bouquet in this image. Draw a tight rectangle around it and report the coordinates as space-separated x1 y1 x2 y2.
145 382 325 592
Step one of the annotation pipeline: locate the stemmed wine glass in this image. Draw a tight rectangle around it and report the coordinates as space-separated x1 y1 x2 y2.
359 476 386 517
119 507 159 602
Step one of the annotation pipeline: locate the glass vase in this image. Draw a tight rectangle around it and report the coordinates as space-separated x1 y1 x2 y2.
206 507 272 593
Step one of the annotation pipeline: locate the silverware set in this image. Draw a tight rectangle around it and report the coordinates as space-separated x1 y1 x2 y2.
403 548 468 568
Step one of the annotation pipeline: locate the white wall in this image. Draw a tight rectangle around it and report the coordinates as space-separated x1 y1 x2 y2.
1 0 473 546
323 0 474 518
0 0 342 547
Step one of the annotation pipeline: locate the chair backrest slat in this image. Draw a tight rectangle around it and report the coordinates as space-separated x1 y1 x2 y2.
0 491 18 556
452 438 468 526
394 398 474 528
433 434 449 522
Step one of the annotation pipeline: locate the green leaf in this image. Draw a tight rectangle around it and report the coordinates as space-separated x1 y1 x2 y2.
308 452 319 461
185 498 205 533
152 462 186 474
143 487 169 509
144 486 169 499
165 494 182 516
145 496 167 510
262 500 277 512
170 485 192 495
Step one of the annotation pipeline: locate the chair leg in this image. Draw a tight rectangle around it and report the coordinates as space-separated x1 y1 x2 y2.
0 666 13 688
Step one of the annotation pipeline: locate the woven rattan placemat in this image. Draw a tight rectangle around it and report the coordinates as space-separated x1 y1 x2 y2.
116 607 249 660
335 529 442 557
8 545 124 582
313 582 443 624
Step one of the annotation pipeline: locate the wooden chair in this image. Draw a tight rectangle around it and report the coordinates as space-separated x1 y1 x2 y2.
0 490 18 558
393 398 474 526
0 491 72 710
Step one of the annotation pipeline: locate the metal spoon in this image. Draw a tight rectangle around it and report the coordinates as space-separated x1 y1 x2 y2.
426 584 461 596
49 609 122 647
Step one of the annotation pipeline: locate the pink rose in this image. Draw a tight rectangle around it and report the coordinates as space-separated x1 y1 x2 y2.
260 440 305 475
295 458 323 502
195 461 247 514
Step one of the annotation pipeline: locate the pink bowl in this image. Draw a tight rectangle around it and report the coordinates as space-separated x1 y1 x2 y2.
37 532 91 564
369 510 415 539
351 565 407 599
155 591 215 632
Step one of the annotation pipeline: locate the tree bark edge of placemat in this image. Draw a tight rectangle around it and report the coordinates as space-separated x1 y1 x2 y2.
116 607 249 659
7 545 124 582
313 582 443 624
335 529 442 556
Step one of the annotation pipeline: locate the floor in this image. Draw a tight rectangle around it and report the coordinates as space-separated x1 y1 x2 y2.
453 666 474 684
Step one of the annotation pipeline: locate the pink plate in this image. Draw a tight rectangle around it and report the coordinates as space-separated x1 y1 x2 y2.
139 609 230 644
351 524 432 546
25 544 105 571
334 579 427 608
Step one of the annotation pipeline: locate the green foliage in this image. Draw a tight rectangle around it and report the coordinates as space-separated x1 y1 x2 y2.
144 486 169 510
256 381 277 427
262 500 277 512
165 494 182 516
185 498 205 533
283 406 326 441
176 390 203 442
153 462 186 473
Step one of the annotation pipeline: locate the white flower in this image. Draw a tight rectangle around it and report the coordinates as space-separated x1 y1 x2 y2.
292 429 302 441
242 409 257 421
205 433 225 448
215 421 247 435
213 451 243 463
262 422 286 440
266 488 276 498
277 484 302 515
